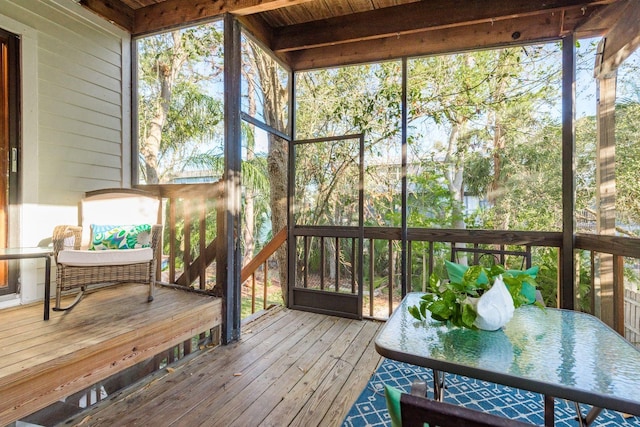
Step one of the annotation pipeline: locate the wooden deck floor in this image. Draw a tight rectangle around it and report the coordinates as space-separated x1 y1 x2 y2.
62 307 385 427
0 284 221 426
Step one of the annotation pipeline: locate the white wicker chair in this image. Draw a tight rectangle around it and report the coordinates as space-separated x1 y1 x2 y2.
51 189 162 311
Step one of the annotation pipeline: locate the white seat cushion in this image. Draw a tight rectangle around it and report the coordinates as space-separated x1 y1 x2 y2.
57 248 153 266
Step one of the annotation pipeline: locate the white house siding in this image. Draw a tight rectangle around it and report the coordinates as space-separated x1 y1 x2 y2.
0 0 130 305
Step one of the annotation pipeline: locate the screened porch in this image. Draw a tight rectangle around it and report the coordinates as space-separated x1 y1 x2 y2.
1 0 640 425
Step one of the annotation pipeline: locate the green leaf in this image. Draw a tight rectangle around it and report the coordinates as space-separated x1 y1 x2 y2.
428 273 440 292
421 293 435 302
428 299 452 320
461 303 477 328
488 264 506 278
408 305 422 320
463 265 484 283
419 301 428 318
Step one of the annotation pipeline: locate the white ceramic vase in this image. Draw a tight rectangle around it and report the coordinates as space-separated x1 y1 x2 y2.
473 275 515 331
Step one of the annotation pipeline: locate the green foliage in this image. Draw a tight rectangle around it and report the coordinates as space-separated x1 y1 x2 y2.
528 247 559 308
295 63 403 228
406 162 463 228
137 22 225 184
162 197 219 272
408 265 541 329
614 102 640 228
241 286 284 319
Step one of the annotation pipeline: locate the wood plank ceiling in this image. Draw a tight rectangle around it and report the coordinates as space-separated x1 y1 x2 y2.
79 0 628 70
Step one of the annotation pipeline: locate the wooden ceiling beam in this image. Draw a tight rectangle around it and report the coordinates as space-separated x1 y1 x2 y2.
80 0 135 32
237 14 275 48
287 11 578 71
273 0 615 53
237 14 294 66
594 0 640 77
575 0 630 37
132 0 314 35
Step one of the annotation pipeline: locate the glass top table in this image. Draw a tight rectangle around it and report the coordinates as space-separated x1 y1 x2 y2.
375 292 640 424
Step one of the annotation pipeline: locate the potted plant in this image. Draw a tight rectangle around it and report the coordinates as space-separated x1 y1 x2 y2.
408 261 543 330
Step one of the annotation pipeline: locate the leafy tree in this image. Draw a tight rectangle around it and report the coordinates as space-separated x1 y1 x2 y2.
240 37 290 301
408 45 562 232
137 24 224 184
615 103 640 232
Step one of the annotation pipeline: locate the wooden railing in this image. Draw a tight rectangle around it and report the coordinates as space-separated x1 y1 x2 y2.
292 226 564 320
140 182 224 292
240 227 287 317
575 233 640 338
292 225 640 343
141 180 287 317
134 181 640 343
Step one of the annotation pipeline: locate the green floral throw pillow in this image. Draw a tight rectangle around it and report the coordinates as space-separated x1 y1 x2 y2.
90 224 151 250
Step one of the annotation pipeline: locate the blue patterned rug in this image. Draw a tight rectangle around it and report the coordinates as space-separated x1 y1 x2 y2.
343 359 640 426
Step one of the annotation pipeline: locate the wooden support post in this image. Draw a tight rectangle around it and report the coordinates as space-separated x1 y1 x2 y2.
169 197 177 283
401 57 408 298
560 34 576 310
369 238 375 317
220 14 243 344
613 254 625 334
183 198 191 286
335 237 340 292
593 1 640 79
251 273 256 313
388 239 394 316
199 196 207 290
263 261 268 309
594 61 617 328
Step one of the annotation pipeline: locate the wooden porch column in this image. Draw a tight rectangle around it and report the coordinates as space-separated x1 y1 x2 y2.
400 57 408 296
589 1 640 331
594 45 617 327
220 13 243 344
560 34 576 310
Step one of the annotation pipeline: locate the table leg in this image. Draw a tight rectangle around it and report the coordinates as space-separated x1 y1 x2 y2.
544 395 555 426
584 407 603 425
574 402 603 427
432 369 445 402
44 255 51 321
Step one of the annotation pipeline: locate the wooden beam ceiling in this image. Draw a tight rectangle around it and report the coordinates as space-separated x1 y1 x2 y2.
79 0 315 34
78 0 625 70
81 0 135 31
575 0 630 36
272 0 612 53
287 11 570 70
285 4 611 70
593 0 640 77
134 0 314 35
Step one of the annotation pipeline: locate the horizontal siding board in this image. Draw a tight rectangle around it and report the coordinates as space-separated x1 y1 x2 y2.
40 63 121 106
1 0 123 59
40 159 122 182
43 147 122 170
38 175 123 203
1 0 131 235
40 95 122 131
39 85 122 119
39 43 121 91
38 31 121 69
40 129 122 157
39 111 122 142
